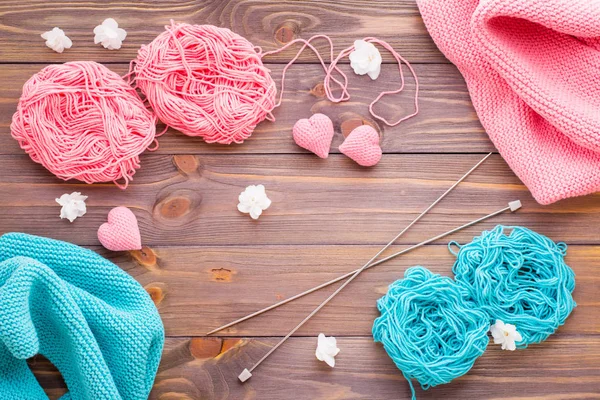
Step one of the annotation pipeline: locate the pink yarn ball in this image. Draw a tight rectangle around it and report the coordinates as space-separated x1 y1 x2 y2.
11 61 157 188
133 23 277 144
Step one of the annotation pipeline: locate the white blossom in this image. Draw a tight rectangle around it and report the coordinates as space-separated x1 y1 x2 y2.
237 185 271 220
41 27 72 53
490 319 523 351
56 192 88 223
349 40 382 80
93 18 127 50
315 333 340 367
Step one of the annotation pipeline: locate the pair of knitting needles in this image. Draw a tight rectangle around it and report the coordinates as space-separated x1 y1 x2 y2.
206 153 522 381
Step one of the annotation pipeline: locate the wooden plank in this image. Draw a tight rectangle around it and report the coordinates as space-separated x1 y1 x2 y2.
0 0 445 64
0 63 489 155
1 153 599 245
0 154 599 246
27 356 65 400
28 336 600 399
3 1 598 399
90 244 595 337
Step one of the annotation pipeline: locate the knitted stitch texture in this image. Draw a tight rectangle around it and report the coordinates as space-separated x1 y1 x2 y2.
292 113 335 159
0 233 164 399
339 125 382 167
416 0 600 204
97 206 142 252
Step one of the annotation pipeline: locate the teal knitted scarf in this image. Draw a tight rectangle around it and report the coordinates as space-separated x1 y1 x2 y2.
0 233 164 399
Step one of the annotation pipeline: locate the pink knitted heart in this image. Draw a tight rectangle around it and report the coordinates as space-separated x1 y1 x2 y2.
292 113 334 158
97 206 142 251
339 125 382 167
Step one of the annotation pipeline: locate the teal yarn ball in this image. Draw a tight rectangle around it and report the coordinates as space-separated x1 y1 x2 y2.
451 225 576 348
372 266 490 399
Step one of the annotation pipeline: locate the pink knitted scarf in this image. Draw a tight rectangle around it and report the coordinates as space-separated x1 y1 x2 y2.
417 0 600 204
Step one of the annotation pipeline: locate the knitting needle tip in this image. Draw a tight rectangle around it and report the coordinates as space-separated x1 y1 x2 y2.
238 368 252 383
509 200 522 212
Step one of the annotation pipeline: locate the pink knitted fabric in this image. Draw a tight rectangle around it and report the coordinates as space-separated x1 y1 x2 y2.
292 113 335 158
97 207 142 252
417 0 600 204
339 125 382 167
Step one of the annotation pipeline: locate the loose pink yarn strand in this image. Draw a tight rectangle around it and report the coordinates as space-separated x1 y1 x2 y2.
260 35 350 108
367 38 419 126
262 35 418 126
325 37 420 126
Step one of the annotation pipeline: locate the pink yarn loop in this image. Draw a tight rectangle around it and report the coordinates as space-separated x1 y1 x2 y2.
132 22 419 145
263 35 419 127
133 22 277 144
324 38 420 127
11 61 157 188
260 35 350 108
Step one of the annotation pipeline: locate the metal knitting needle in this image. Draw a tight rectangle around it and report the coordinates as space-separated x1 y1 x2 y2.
208 153 492 337
238 199 522 382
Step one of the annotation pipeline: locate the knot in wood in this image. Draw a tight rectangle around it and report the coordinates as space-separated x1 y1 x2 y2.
275 21 299 44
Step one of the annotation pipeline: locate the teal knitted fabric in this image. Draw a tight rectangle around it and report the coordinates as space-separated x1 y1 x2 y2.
0 233 164 399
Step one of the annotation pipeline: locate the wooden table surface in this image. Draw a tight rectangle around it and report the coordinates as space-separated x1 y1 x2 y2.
2 1 600 399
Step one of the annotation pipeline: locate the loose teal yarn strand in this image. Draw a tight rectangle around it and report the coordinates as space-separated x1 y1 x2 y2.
372 267 490 399
450 225 576 347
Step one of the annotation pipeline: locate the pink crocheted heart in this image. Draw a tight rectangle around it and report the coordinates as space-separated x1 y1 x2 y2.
339 125 382 167
97 206 142 251
292 113 334 158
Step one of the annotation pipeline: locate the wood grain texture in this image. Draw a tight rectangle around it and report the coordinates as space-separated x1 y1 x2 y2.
0 0 445 63
152 336 600 400
0 154 599 246
0 63 490 155
86 244 596 337
3 0 600 398
29 337 600 400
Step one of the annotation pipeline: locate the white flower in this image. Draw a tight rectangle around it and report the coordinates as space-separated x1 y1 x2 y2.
41 27 72 53
349 40 382 80
490 319 523 351
315 333 340 367
237 185 271 220
55 192 88 223
93 18 127 50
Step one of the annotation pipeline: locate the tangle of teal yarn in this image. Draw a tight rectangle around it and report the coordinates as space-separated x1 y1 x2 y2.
450 225 576 348
372 266 490 399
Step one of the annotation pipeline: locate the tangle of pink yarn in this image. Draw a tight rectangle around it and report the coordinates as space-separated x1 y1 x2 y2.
11 61 157 188
133 22 277 144
132 22 418 145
